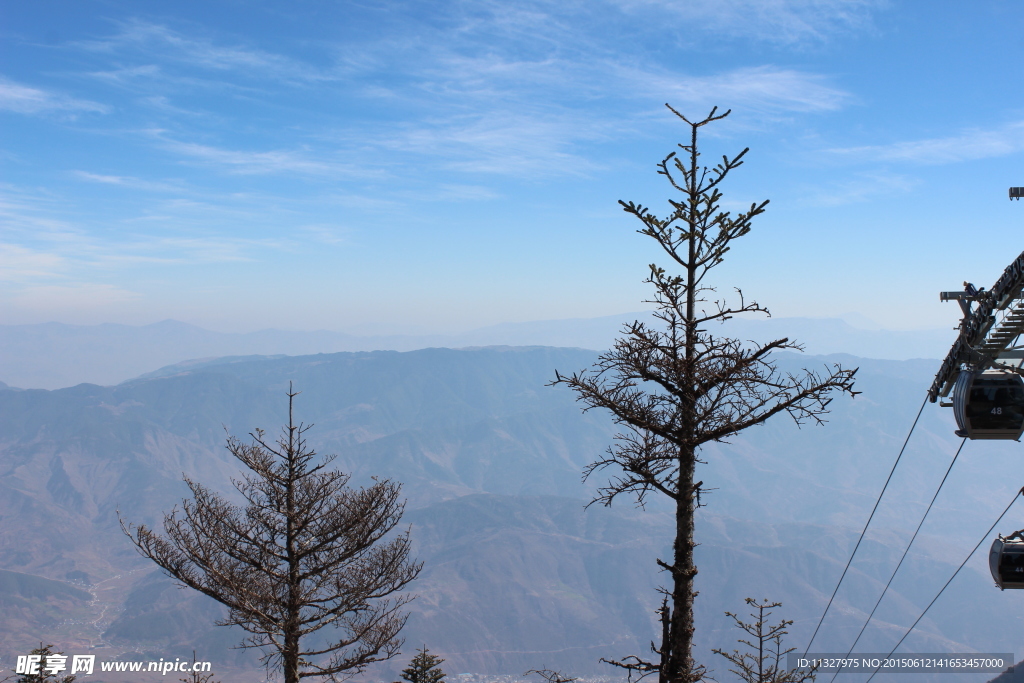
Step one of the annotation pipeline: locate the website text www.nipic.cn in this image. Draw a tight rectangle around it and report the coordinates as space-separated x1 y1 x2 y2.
15 654 213 676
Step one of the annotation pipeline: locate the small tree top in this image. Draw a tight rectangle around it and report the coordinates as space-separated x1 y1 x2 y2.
401 646 446 683
713 598 816 683
11 644 76 683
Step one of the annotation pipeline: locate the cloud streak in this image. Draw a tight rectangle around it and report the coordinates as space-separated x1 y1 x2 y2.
72 171 183 192
77 19 332 84
619 65 852 114
608 0 883 44
56 14 857 181
367 108 610 177
799 171 919 206
156 137 375 178
0 183 292 287
0 243 67 282
0 77 109 115
333 34 853 175
829 121 1024 165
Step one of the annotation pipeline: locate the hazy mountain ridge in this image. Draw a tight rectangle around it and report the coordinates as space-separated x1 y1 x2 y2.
0 314 955 390
0 346 1020 682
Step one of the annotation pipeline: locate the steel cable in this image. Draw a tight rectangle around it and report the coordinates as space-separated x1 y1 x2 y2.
828 437 966 682
804 394 929 655
863 488 1023 683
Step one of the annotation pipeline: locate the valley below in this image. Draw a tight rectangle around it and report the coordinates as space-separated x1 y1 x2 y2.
2 343 1022 682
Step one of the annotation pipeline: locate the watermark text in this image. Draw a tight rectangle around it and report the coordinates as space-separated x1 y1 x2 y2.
14 654 213 676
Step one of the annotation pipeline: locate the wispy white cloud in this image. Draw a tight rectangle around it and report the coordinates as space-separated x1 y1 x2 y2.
619 65 852 114
53 11 857 184
77 19 331 84
301 224 350 246
799 170 919 206
342 59 850 176
313 1 857 174
108 235 268 264
0 77 109 115
140 95 212 118
375 21 851 114
828 121 1024 165
0 183 288 279
369 108 609 177
434 184 501 201
415 51 592 101
322 193 401 212
0 187 90 243
158 138 371 177
0 244 67 282
72 171 183 192
88 64 162 84
85 62 273 104
608 0 882 44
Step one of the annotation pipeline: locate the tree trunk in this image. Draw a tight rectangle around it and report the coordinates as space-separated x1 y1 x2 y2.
284 631 300 683
664 114 702 683
661 445 698 683
669 235 698 682
285 408 300 683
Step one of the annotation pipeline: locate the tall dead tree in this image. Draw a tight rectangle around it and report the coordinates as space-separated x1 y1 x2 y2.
122 386 421 683
553 106 857 683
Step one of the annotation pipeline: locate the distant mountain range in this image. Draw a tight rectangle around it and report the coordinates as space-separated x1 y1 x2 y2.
1 345 1021 683
0 313 956 389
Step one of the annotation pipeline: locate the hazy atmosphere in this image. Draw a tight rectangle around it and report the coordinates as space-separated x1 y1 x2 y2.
4 1 1023 334
6 3 1024 683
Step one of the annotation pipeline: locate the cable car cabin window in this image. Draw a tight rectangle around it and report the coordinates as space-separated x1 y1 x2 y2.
998 545 1024 588
966 379 1024 431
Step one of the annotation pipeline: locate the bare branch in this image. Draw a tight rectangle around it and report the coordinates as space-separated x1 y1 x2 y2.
525 669 578 683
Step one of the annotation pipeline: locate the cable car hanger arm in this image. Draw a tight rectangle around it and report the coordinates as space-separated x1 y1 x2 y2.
929 248 1024 402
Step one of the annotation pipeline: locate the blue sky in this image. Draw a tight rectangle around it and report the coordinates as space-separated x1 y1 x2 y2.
2 0 1023 334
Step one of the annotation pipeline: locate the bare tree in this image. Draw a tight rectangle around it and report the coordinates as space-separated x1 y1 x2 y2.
122 386 421 683
179 651 220 683
525 669 578 683
552 106 857 683
713 599 816 683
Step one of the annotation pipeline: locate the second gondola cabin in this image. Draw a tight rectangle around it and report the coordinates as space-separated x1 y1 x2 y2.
990 534 1024 589
952 369 1024 440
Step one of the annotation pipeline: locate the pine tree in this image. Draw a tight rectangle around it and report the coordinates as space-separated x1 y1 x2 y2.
11 644 76 683
122 386 421 683
553 105 857 683
401 646 446 683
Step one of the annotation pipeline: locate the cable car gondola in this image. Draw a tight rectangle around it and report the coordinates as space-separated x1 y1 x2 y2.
952 369 1024 440
990 531 1024 589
